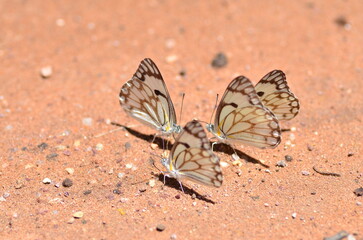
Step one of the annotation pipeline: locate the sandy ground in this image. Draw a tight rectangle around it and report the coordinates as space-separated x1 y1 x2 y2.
1 0 362 239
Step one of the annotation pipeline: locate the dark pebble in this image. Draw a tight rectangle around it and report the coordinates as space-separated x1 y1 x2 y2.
307 145 314 151
21 147 28 151
285 155 293 162
175 194 181 199
156 224 166 232
62 178 73 188
113 189 122 195
83 190 92 195
46 153 58 160
125 142 131 150
311 191 316 195
63 150 71 156
334 16 348 27
179 69 186 77
354 187 363 197
211 52 228 68
116 182 122 188
276 160 287 167
347 152 354 157
38 142 48 150
64 192 70 197
139 188 147 193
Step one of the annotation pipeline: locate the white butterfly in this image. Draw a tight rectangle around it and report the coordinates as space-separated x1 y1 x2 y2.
206 76 281 149
119 58 181 136
255 70 300 121
161 120 223 192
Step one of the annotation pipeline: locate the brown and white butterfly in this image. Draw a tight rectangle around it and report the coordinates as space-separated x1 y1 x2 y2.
206 76 281 149
161 120 223 192
119 58 181 136
255 70 300 121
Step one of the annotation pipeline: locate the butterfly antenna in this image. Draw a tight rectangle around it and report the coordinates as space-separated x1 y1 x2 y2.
209 94 219 124
179 93 185 124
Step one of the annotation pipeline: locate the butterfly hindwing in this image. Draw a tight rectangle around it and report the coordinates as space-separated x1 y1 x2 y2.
164 120 223 188
255 70 300 120
119 58 179 134
211 76 281 148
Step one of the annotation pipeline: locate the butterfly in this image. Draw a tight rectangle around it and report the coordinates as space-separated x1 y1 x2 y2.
206 76 281 149
161 120 223 192
255 70 300 121
119 58 181 136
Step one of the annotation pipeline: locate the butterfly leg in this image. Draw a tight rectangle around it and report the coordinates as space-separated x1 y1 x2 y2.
178 181 185 193
211 141 218 152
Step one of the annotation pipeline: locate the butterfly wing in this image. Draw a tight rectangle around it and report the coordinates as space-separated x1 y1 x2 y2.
213 76 281 148
255 70 300 121
170 120 223 187
119 58 178 134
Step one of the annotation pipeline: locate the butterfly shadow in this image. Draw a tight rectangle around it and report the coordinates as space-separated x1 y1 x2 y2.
110 122 173 150
212 143 270 168
152 173 217 204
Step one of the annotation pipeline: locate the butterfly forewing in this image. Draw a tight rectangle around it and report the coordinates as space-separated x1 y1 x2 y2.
255 70 300 120
212 76 281 148
119 58 179 134
168 120 223 187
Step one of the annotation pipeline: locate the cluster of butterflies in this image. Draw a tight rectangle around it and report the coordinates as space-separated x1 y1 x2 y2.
119 58 299 192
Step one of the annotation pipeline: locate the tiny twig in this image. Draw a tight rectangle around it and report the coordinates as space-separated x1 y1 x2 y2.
313 166 341 177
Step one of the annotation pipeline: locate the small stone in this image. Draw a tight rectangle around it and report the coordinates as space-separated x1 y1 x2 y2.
211 52 228 68
46 153 58 161
356 201 362 206
83 190 92 195
264 169 271 173
165 39 176 49
125 142 131 150
285 155 293 162
117 173 125 179
150 143 158 150
82 118 93 126
73 211 84 218
0 196 6 202
347 152 354 157
42 178 52 184
264 203 269 207
74 140 81 147
117 208 126 215
220 161 229 168
125 163 133 169
156 224 166 232
120 198 129 203
113 189 121 195
191 193 196 200
166 55 178 63
179 69 186 77
55 145 67 150
65 168 74 175
149 179 156 188
192 202 197 206
292 212 297 219
231 153 240 161
40 66 52 78
56 18 65 27
276 160 287 167
170 234 177 240
307 145 314 151
62 178 73 187
67 218 75 224
175 194 181 199
95 143 103 151
301 171 310 176
37 142 48 150
232 159 242 167
3 192 10 198
353 187 363 197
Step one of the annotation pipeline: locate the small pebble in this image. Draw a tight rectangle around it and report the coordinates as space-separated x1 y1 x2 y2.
353 187 363 197
166 55 178 63
95 143 103 151
120 198 129 203
67 217 75 224
62 178 73 187
301 171 310 176
3 192 10 198
74 140 81 147
37 142 48 150
170 234 177 240
65 168 74 175
156 224 166 232
292 212 297 219
211 52 228 68
191 193 196 200
192 202 197 206
231 153 240 161
165 39 176 49
125 163 133 169
150 143 158 150
232 159 242 167
264 203 269 207
83 190 92 195
42 178 52 184
220 161 229 168
117 173 125 179
54 183 61 188
276 160 287 167
82 118 93 126
149 179 156 188
347 152 354 157
125 142 131 150
40 66 52 78
356 201 362 206
175 194 181 199
113 189 121 195
285 155 293 162
307 145 314 151
73 211 84 218
46 153 58 160
264 169 271 173
0 196 6 202
117 208 126 215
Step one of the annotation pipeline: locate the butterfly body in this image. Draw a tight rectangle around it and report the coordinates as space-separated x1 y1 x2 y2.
207 76 281 149
119 58 181 135
162 120 223 190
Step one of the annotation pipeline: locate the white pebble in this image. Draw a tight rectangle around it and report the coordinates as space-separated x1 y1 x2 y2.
65 168 74 175
264 203 269 207
264 169 271 174
117 173 125 178
82 118 93 126
56 18 65 27
292 212 297 219
192 202 197 206
166 55 178 63
40 66 52 78
220 161 229 168
149 179 156 188
42 178 52 184
0 196 6 202
231 153 240 161
125 163 133 169
95 143 103 151
301 171 310 176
